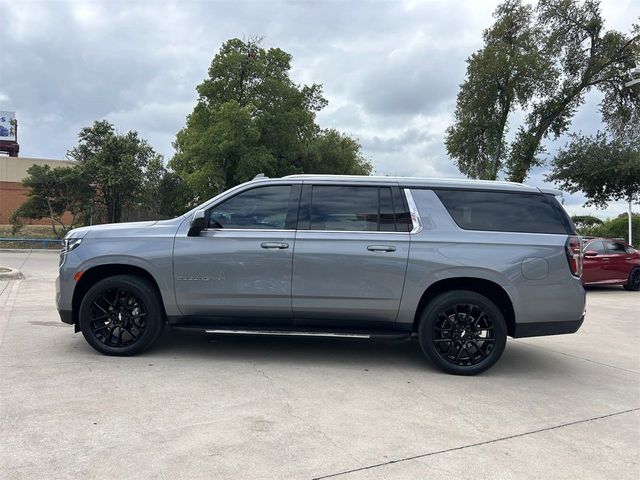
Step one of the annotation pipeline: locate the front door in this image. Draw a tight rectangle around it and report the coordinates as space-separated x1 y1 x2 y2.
173 184 299 325
292 184 411 328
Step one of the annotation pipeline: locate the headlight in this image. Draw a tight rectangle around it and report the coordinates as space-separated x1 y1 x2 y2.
62 238 82 253
60 238 82 267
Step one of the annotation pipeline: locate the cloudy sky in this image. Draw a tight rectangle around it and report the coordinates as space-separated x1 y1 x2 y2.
1 0 637 217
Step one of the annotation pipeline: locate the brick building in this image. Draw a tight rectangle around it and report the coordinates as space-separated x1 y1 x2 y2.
0 156 75 225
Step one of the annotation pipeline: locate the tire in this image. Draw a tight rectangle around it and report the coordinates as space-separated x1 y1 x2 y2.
623 268 640 291
79 275 165 356
418 290 507 375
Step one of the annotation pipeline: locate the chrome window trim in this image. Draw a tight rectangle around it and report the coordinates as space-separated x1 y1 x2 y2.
404 188 423 234
202 228 296 233
297 230 409 235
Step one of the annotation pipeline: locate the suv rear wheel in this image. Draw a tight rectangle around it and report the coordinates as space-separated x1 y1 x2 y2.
418 290 507 375
78 275 165 356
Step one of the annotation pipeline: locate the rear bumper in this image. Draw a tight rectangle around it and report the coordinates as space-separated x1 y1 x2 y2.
513 315 584 338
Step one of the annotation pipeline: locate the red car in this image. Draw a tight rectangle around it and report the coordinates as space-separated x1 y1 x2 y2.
582 238 640 291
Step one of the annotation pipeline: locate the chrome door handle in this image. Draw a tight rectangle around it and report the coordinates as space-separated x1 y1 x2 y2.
602 257 610 261
367 245 396 252
261 242 289 250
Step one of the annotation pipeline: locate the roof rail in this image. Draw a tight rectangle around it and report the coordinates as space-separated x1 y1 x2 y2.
252 173 267 180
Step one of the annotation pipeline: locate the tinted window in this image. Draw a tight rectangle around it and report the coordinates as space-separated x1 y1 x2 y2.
393 188 412 232
379 187 396 232
208 186 291 229
434 190 569 234
304 186 411 232
587 241 606 254
310 186 378 231
605 241 626 254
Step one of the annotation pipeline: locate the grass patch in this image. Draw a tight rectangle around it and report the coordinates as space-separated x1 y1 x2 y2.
0 225 62 249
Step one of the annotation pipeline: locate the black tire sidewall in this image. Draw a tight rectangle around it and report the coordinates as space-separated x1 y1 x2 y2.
79 275 164 356
418 290 507 375
623 268 640 291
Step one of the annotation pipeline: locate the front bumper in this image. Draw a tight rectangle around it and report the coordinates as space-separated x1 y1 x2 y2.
512 314 585 338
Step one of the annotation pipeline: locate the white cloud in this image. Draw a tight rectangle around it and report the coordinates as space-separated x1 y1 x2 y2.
0 0 636 217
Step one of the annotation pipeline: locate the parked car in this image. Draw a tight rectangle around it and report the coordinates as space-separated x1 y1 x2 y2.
56 175 586 375
582 238 640 291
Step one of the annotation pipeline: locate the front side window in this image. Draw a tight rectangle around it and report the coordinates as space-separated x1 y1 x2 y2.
208 186 292 229
587 241 606 254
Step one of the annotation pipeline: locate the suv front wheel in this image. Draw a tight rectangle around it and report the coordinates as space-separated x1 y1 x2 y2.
418 290 507 375
78 275 165 356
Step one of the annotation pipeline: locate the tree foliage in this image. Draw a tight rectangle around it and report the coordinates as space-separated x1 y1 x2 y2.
446 0 640 182
10 165 94 238
577 213 639 244
547 131 640 207
170 38 371 200
68 120 165 223
570 214 603 233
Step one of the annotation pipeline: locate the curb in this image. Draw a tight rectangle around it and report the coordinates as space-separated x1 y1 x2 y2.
0 267 23 280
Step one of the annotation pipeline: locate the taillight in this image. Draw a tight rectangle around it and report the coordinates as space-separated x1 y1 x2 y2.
565 235 582 277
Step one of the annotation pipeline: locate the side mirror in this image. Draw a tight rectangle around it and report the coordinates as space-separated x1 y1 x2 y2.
583 250 598 257
187 210 206 237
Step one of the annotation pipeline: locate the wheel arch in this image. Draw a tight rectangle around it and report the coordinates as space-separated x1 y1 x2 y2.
412 277 516 337
72 264 164 326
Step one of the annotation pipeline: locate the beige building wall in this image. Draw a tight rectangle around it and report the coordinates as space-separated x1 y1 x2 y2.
0 156 76 225
0 156 75 183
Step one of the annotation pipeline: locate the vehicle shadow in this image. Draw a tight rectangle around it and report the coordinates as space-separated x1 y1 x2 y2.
145 328 569 377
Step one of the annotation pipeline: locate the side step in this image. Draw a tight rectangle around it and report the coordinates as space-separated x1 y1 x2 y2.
172 325 410 340
205 329 373 339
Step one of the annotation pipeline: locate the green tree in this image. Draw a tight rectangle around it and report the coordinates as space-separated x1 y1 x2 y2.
68 120 164 223
547 131 640 207
171 38 370 200
446 0 548 179
571 214 603 235
10 164 94 238
589 213 640 244
301 129 372 175
447 0 640 182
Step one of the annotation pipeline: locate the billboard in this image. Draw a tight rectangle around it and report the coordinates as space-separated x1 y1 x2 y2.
0 111 16 141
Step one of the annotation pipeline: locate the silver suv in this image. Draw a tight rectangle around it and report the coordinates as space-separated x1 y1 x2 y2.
56 175 586 375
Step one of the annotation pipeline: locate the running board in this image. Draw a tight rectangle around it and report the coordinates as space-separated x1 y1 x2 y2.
205 329 372 339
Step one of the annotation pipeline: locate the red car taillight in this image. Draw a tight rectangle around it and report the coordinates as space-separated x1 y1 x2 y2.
565 235 582 277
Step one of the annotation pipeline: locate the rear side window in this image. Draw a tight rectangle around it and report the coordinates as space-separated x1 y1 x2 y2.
300 185 411 232
605 241 626 254
434 190 570 234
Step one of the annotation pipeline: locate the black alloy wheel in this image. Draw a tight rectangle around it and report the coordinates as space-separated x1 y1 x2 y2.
623 268 640 291
418 290 507 375
89 287 147 348
432 303 496 367
79 275 165 355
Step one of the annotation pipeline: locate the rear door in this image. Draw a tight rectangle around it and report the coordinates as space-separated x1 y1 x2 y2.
604 240 632 282
292 183 411 329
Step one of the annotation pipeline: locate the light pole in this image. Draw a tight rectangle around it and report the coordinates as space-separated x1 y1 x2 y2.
624 67 639 245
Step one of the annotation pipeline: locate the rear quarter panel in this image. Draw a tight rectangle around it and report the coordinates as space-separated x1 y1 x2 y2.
397 189 586 329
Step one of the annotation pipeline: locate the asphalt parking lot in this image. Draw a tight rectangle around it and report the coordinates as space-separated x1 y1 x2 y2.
1 249 639 480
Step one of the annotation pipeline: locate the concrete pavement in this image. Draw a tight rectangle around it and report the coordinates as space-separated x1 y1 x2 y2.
1 250 638 479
